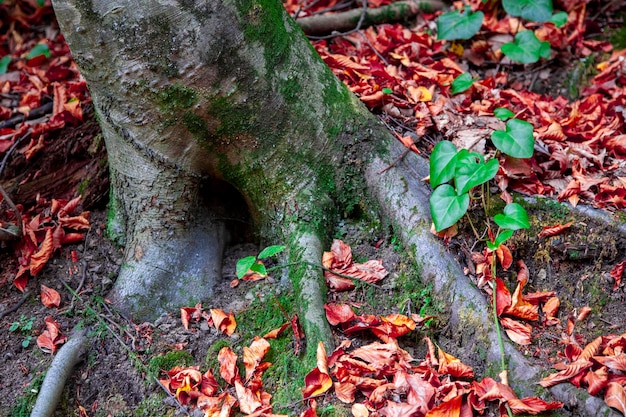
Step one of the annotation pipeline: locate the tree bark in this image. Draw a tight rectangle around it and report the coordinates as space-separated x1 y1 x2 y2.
51 0 389 355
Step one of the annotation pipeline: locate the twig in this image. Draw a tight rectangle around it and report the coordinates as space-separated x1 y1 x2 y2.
378 146 411 174
307 0 369 40
0 290 31 319
0 102 53 129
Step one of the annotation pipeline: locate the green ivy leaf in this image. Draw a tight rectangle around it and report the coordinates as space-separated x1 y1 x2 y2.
430 140 458 188
382 87 393 94
491 118 535 158
26 43 51 59
250 262 267 276
9 322 19 332
549 11 568 27
258 245 286 259
493 203 530 230
0 56 10 75
488 229 515 249
494 107 515 120
451 73 473 94
455 152 499 195
503 0 553 22
501 31 551 64
236 256 256 279
430 184 470 231
437 7 484 40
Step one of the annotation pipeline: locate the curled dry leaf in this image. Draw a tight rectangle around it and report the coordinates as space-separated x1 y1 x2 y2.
210 308 236 336
500 317 532 345
605 382 626 416
40 284 61 308
324 303 356 326
36 316 67 354
507 397 564 415
30 228 54 276
537 222 574 238
243 337 270 381
218 346 239 385
610 261 625 290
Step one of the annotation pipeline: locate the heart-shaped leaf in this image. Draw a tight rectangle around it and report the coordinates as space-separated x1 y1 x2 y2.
236 256 256 279
430 184 470 231
503 0 553 22
491 119 535 158
451 73 473 95
487 229 514 250
430 140 458 188
494 107 515 120
494 203 530 230
501 30 551 64
455 152 499 195
437 7 484 41
250 262 267 276
549 11 568 27
26 43 51 59
258 245 285 259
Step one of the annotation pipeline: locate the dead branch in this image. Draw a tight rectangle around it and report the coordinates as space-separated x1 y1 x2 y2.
296 0 444 36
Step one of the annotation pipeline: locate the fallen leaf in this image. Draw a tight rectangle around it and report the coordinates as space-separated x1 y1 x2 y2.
605 382 626 416
507 397 563 414
30 228 54 276
324 303 356 326
210 309 236 336
218 346 239 385
610 261 625 290
425 394 462 417
40 284 61 308
537 222 574 238
235 379 262 414
36 316 67 354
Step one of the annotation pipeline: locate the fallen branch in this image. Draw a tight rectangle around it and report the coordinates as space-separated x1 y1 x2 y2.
296 0 444 36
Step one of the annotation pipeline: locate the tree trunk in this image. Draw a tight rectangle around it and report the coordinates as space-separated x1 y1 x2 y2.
52 0 391 354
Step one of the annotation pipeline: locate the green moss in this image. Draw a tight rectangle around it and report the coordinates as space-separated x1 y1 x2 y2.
147 350 194 379
9 373 45 417
157 84 198 112
235 0 296 74
77 178 89 197
132 393 176 417
182 111 210 142
105 184 126 246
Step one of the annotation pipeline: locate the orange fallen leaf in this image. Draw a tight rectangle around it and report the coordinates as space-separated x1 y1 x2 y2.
605 382 626 415
218 346 239 385
243 337 270 381
30 228 54 276
425 394 462 417
235 379 262 414
438 347 474 379
324 303 356 326
351 403 369 417
537 222 573 238
539 360 593 388
36 316 66 354
500 317 532 345
210 309 236 336
507 397 563 414
40 284 61 308
263 322 290 339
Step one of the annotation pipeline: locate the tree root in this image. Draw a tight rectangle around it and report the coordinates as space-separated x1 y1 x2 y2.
30 329 87 417
365 139 620 416
295 0 444 36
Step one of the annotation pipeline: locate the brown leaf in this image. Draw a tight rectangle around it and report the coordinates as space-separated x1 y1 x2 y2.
593 354 626 373
334 381 356 403
243 337 270 381
605 382 626 416
40 285 61 308
610 261 625 290
537 222 574 238
539 360 593 388
234 379 262 415
218 346 239 385
585 367 609 396
500 317 532 345
36 316 67 354
351 403 369 417
324 303 356 326
210 308 236 336
30 228 54 276
507 397 563 415
438 347 474 378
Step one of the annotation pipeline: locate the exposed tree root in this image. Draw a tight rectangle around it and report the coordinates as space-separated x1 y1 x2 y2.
295 0 445 36
365 139 620 416
30 329 87 417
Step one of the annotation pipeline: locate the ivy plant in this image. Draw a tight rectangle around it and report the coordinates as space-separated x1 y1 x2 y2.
430 110 535 233
236 245 286 279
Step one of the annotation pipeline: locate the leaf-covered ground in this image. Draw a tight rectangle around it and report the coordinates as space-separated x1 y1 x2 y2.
1 0 626 416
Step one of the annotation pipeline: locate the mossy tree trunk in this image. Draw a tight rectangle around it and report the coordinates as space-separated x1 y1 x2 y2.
52 0 391 354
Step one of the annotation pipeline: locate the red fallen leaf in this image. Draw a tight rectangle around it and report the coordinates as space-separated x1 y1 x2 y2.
517 260 529 285
30 228 54 276
58 214 90 230
218 346 239 385
503 282 539 321
585 367 609 396
580 337 603 361
334 381 356 403
234 379 262 414
577 306 592 322
243 337 270 381
299 400 318 417
263 322 290 339
14 266 30 292
610 261 625 290
324 303 356 326
180 303 203 330
425 394 462 417
500 317 532 345
291 314 304 355
507 397 563 414
539 360 593 388
438 347 474 379
475 377 516 402
542 297 560 325
230 278 239 288
210 309 236 336
302 367 333 398
537 222 574 238
371 314 416 341
60 233 85 245
593 354 626 373
36 316 67 354
495 244 512 270
351 403 369 417
325 273 355 291
495 278 511 317
605 382 626 416
523 291 556 304
40 285 61 308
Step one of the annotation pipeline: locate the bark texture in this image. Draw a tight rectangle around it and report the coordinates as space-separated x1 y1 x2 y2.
52 0 388 354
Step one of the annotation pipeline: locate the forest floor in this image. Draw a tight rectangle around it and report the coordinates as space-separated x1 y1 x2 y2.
1 1 626 417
